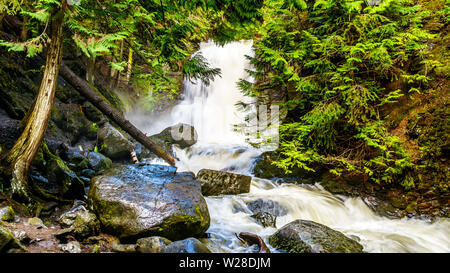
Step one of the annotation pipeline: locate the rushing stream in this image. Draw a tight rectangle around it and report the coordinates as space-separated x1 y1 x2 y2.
128 41 450 253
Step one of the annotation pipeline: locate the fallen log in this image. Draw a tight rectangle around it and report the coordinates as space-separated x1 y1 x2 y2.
59 63 176 166
3 15 176 167
236 232 271 253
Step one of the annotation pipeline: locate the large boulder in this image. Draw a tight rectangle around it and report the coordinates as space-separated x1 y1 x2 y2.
138 124 197 161
152 123 198 149
268 220 364 253
88 164 210 242
196 169 251 196
97 123 134 160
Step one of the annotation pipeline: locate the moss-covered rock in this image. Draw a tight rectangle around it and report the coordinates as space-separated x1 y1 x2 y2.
0 206 15 222
88 164 210 242
59 205 100 238
46 157 85 199
0 222 25 252
268 220 364 253
196 169 251 196
97 123 134 160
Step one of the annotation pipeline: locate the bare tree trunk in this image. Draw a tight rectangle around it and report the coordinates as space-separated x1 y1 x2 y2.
115 40 124 87
20 17 28 41
59 63 176 166
5 11 65 202
126 47 133 83
86 56 95 84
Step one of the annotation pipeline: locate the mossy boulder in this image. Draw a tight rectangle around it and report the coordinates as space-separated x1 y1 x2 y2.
46 157 85 199
196 169 251 196
0 222 25 252
268 220 364 253
0 206 15 222
97 123 134 160
59 205 100 238
138 124 197 161
88 164 210 242
154 123 198 149
51 102 98 144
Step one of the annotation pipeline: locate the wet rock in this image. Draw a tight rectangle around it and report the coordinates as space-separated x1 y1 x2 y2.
268 220 364 253
63 146 89 171
152 123 198 149
97 123 134 159
250 212 277 228
0 206 15 222
46 157 85 199
362 196 403 219
138 124 197 161
196 169 251 196
88 164 210 241
87 152 112 172
135 236 172 253
60 241 82 253
245 199 288 217
163 238 211 253
59 205 100 238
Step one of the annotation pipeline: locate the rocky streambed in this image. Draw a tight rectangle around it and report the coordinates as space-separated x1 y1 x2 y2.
0 160 367 253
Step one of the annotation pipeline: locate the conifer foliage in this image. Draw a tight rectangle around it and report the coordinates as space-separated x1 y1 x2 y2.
242 0 448 189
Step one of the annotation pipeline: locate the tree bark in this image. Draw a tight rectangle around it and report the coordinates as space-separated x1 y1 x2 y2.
86 56 95 84
59 63 176 166
5 11 65 203
20 17 28 41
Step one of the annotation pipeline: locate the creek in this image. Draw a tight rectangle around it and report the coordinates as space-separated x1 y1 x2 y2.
128 40 450 253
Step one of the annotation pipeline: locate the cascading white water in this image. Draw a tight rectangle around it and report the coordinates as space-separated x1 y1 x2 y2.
128 40 450 253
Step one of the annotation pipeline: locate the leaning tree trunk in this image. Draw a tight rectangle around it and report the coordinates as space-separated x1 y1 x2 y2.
5 11 65 202
59 63 176 166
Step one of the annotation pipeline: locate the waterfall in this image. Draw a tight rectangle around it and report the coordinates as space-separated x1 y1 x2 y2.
128 40 450 253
